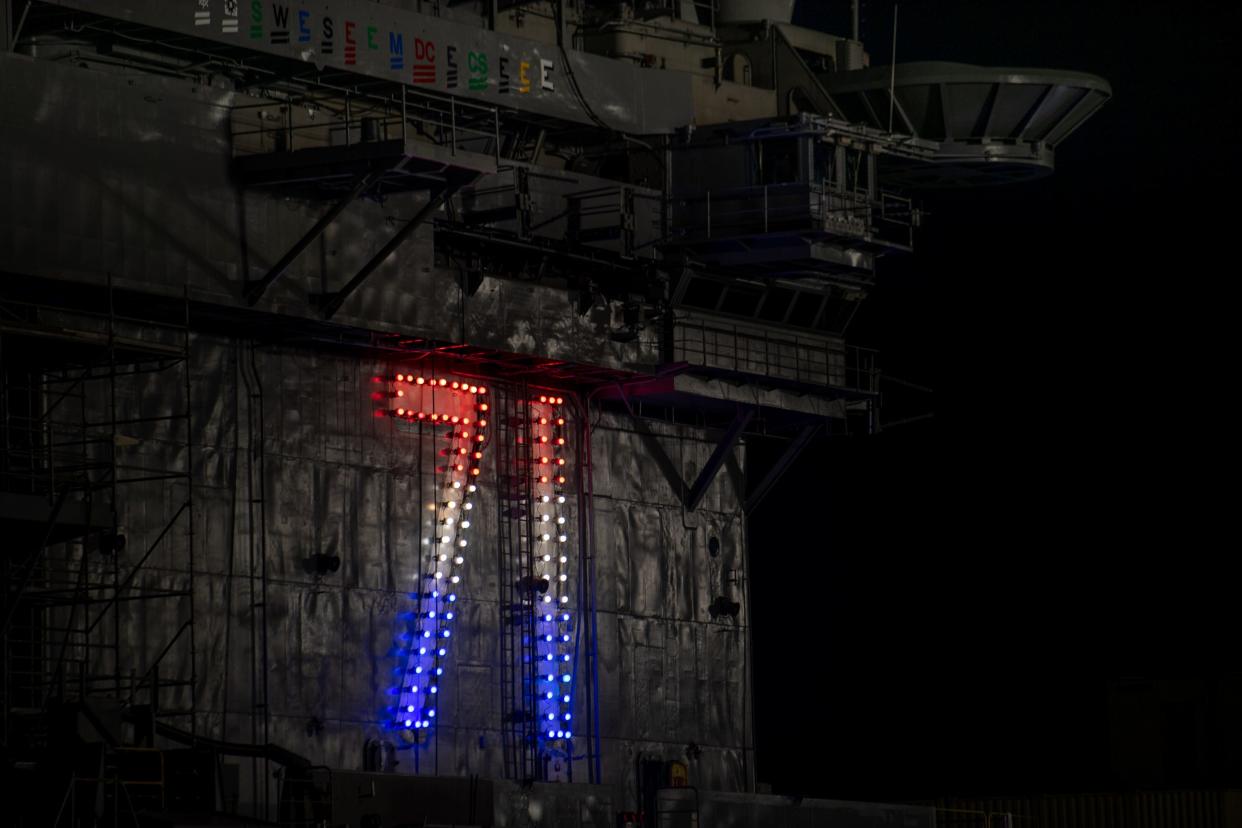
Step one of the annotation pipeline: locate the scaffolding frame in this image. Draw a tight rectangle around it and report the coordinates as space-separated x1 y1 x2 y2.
1 282 197 752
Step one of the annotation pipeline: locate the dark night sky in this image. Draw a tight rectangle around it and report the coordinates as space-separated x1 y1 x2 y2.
748 0 1237 802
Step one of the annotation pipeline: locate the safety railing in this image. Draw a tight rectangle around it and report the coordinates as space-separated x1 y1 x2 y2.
230 84 503 162
672 181 914 250
672 318 878 393
935 808 1030 828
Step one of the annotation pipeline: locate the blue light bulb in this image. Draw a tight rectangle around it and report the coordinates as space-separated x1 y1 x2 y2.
547 673 556 681
547 729 556 738
545 634 553 642
562 634 570 642
562 614 570 622
430 686 438 694
405 719 413 727
563 695 570 703
442 629 451 638
414 666 423 674
418 647 427 655
546 691 554 699
445 611 454 620
431 590 439 598
407 705 415 713
546 654 554 661
423 630 431 638
448 594 457 602
435 667 443 676
564 713 572 721
565 731 572 739
428 709 436 718
562 675 571 683
544 614 553 622
428 610 436 619
556 730 565 738
562 654 571 662
548 713 556 721
438 648 446 657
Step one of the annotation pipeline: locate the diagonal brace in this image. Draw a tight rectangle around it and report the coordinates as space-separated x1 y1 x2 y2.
614 384 691 506
685 407 755 512
318 176 471 320
244 170 380 306
745 422 821 513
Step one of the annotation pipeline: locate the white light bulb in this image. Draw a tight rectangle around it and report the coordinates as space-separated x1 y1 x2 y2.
458 539 468 547
452 481 462 489
543 595 552 604
453 556 464 565
541 533 551 541
444 517 455 526
460 520 471 529
434 571 443 579
559 556 568 564
541 495 551 503
446 501 457 509
467 484 477 493
541 514 551 522
464 502 473 511
557 495 566 504
440 535 452 544
560 595 569 604
558 534 568 543
557 516 566 525
438 553 448 562
450 575 460 584
558 574 567 582
542 554 551 562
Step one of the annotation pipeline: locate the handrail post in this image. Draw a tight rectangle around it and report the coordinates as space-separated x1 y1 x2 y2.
493 109 501 162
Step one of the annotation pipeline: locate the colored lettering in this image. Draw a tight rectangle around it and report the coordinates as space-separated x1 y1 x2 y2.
446 45 459 88
344 21 357 64
270 3 289 44
390 32 405 70
321 16 334 54
412 37 436 83
467 51 488 91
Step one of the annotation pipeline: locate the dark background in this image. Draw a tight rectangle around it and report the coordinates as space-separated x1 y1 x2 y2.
748 0 1237 802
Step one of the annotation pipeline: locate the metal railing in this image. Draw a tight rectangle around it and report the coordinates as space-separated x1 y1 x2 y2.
672 319 878 393
673 181 914 249
230 83 503 162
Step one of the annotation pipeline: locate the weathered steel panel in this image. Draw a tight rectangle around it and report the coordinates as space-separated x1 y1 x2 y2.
25 326 752 797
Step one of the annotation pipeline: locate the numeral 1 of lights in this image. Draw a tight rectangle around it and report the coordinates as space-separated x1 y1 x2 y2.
378 373 489 739
528 394 575 747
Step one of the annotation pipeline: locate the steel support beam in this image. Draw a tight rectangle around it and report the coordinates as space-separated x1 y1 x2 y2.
744 423 821 513
318 177 469 320
685 407 755 512
244 171 380 306
614 385 691 506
